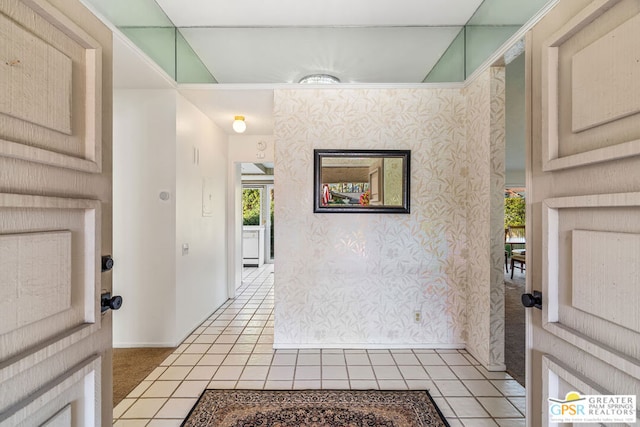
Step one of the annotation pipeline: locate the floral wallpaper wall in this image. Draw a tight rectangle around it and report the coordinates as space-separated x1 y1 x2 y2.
273 88 469 347
489 68 506 370
464 68 506 369
465 73 492 363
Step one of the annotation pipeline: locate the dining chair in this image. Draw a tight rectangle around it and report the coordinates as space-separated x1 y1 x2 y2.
506 225 526 255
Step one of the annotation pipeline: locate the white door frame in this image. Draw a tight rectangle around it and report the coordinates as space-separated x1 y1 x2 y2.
227 162 243 299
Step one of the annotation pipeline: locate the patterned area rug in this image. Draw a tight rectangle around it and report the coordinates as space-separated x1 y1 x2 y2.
182 389 450 426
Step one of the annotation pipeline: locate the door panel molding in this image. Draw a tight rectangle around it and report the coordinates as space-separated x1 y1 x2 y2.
543 192 640 379
542 354 611 427
544 323 640 380
542 354 640 425
572 229 640 333
0 12 72 134
0 0 102 173
41 405 71 427
543 354 611 400
542 0 640 171
0 138 102 173
0 230 73 335
0 323 98 384
571 13 640 132
0 193 101 382
0 355 101 426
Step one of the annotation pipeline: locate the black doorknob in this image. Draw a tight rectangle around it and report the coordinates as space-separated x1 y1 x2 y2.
101 292 123 312
521 291 542 309
102 255 114 272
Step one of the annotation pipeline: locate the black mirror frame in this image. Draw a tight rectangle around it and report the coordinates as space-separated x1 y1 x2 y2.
313 149 411 214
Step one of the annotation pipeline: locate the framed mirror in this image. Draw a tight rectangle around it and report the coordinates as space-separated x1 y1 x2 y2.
314 149 411 213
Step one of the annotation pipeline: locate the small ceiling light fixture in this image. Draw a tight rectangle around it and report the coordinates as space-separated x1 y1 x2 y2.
232 115 246 133
298 74 340 84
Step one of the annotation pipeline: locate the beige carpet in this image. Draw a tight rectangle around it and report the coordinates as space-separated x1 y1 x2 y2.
183 389 450 426
113 347 175 406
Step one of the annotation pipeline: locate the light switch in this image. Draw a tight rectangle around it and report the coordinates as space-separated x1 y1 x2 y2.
182 243 189 255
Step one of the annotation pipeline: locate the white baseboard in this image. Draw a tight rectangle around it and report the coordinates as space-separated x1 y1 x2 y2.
113 305 223 349
485 363 507 371
273 343 466 350
464 348 508 372
113 342 176 348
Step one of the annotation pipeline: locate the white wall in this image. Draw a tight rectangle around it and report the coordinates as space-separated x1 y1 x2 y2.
228 135 275 160
175 94 229 340
113 90 177 346
226 135 275 294
113 90 229 347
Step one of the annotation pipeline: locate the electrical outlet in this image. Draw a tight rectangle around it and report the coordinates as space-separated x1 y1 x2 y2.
414 310 421 322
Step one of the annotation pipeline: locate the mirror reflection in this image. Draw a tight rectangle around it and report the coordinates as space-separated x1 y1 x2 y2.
314 150 410 213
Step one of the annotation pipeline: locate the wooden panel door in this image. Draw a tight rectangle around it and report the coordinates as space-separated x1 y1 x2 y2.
527 0 640 425
0 0 113 425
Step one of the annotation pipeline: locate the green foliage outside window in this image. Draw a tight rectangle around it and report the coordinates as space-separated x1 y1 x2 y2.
505 196 525 228
243 189 261 225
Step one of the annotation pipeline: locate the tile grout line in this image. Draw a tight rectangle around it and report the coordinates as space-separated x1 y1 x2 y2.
115 265 522 426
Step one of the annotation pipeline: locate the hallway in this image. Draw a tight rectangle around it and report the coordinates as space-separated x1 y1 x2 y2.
113 264 525 426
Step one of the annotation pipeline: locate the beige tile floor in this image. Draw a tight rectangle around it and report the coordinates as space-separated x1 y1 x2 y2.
113 264 526 426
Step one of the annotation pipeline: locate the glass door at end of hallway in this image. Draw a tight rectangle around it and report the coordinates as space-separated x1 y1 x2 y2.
242 181 274 267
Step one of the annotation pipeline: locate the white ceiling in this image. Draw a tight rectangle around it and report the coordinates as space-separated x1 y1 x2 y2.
180 26 463 84
154 0 484 27
179 86 275 135
89 0 552 84
154 0 490 84
99 0 549 135
112 31 275 135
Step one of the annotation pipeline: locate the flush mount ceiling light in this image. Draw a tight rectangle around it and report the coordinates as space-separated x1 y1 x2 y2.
232 115 246 133
298 74 340 84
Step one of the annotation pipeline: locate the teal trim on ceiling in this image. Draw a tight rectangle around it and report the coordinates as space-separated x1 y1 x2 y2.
89 0 553 84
